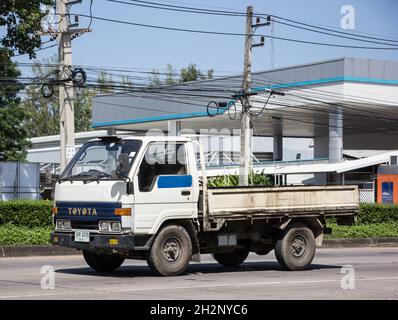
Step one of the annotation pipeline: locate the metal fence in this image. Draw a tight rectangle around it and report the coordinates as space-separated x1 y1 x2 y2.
359 189 375 203
0 162 40 200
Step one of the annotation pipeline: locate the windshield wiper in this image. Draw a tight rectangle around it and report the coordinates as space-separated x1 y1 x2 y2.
59 171 130 184
58 174 93 183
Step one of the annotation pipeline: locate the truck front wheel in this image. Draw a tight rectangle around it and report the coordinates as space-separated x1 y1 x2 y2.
212 249 249 267
147 225 192 276
82 250 125 272
274 222 316 271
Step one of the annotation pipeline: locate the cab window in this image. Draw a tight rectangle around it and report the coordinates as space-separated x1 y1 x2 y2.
138 143 187 192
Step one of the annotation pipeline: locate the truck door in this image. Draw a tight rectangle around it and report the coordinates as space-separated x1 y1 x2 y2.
132 142 196 234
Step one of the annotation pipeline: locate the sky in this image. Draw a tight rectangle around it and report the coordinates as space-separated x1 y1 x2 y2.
12 0 398 78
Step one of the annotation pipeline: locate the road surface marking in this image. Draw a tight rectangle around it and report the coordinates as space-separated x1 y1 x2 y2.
1 276 398 299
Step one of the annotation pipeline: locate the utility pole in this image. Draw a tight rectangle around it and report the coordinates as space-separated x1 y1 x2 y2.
57 0 74 171
239 7 269 186
239 6 254 186
56 0 90 171
39 1 90 171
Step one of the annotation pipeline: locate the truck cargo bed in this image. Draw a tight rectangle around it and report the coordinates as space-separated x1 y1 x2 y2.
200 185 359 220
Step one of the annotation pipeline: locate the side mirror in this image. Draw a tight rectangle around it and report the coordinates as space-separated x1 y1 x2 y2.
117 153 130 173
126 181 134 195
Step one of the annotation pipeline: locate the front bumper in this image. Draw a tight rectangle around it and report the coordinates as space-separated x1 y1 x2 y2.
51 232 135 252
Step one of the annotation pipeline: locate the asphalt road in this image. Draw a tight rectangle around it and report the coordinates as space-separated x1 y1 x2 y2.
0 247 397 300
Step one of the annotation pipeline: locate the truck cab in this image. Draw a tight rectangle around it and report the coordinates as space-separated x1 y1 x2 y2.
52 136 200 271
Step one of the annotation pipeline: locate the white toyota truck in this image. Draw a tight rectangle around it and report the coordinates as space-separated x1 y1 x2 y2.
51 136 359 276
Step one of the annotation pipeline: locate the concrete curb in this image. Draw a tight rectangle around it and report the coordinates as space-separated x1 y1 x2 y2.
322 237 398 248
0 245 80 258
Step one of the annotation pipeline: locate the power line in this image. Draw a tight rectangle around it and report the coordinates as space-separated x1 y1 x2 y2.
4 61 238 79
108 0 398 44
12 41 58 57
107 0 247 16
73 13 398 50
3 69 397 109
88 0 94 29
268 14 398 44
272 19 398 47
5 78 398 136
4 63 398 127
105 0 246 17
249 76 398 115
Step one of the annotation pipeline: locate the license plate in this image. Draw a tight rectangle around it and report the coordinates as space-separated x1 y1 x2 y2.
74 230 90 242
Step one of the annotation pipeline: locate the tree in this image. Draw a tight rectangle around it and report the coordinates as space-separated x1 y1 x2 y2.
23 56 59 136
0 48 30 161
148 69 161 87
207 68 214 79
74 87 93 133
0 0 54 160
121 75 134 89
1 0 53 58
180 63 214 82
164 63 177 85
180 63 207 82
148 63 214 86
97 70 115 94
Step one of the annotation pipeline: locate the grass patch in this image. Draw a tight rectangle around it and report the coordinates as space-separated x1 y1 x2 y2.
0 224 52 245
326 222 398 239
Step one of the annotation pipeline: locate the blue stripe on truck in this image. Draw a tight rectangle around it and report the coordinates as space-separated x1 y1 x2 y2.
157 175 192 188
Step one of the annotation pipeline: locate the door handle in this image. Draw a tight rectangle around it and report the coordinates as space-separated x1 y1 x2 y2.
181 190 191 196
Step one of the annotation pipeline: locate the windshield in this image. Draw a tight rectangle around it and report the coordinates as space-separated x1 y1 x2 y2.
60 139 142 181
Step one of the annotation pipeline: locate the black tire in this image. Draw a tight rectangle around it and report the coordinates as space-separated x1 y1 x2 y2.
83 250 125 272
147 225 192 276
212 249 249 267
274 222 316 271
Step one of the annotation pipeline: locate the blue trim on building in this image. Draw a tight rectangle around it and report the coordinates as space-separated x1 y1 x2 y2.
157 175 192 188
92 76 398 128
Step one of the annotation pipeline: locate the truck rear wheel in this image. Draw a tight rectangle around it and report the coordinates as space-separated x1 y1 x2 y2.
147 225 192 276
274 223 316 271
82 250 125 272
212 249 249 267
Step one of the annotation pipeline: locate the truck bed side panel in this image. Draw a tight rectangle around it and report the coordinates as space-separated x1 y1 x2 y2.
204 186 359 219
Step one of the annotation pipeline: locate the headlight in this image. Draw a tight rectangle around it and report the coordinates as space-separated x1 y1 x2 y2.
99 221 121 233
110 221 121 232
99 221 110 232
56 219 71 231
63 220 71 230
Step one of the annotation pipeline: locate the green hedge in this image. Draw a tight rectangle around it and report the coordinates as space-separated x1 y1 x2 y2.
358 203 398 224
0 200 52 228
326 222 398 239
0 224 52 245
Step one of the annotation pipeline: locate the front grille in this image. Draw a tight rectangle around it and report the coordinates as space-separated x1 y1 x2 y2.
71 221 98 230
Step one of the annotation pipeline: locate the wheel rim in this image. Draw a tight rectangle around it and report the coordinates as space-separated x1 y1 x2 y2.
162 237 181 262
291 234 307 258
